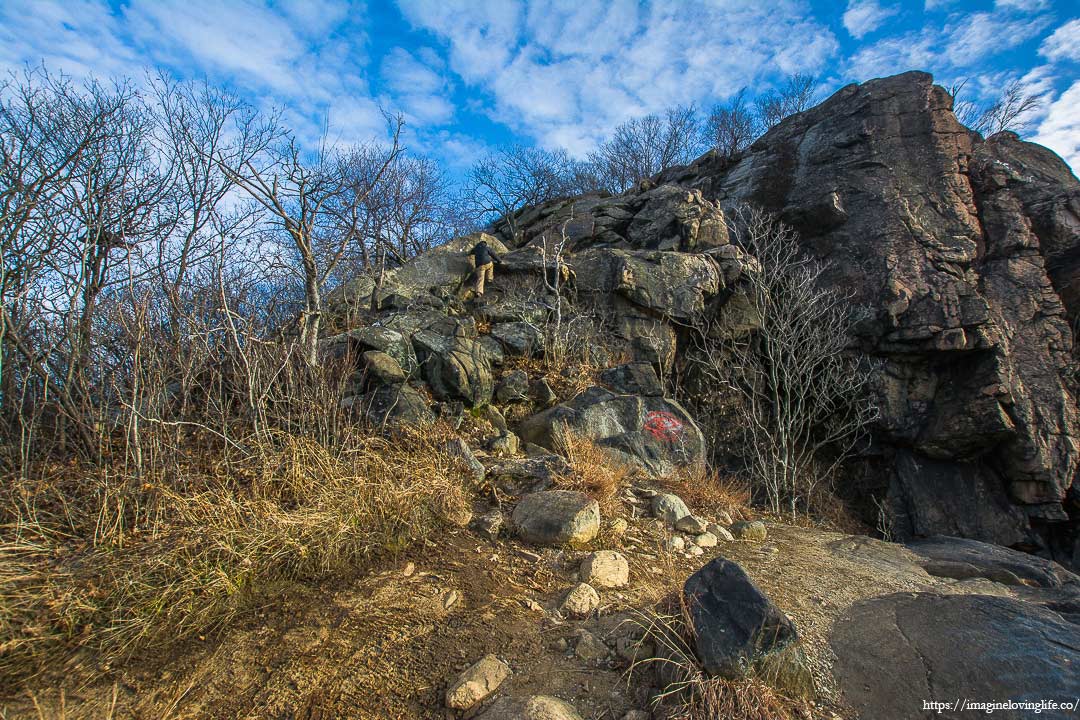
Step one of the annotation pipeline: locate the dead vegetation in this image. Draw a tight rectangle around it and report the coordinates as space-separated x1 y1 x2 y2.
0 423 474 690
551 429 635 513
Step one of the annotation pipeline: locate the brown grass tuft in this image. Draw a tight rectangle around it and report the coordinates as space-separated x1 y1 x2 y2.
662 467 752 520
551 428 633 513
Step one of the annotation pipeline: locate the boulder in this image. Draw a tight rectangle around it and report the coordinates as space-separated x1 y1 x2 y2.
675 515 708 534
413 330 493 408
560 582 600 618
579 550 630 589
683 558 799 679
349 384 434 429
731 520 767 542
906 535 1080 589
479 695 584 720
495 369 530 404
360 350 405 385
651 493 691 525
487 431 520 458
490 322 541 357
573 249 721 320
511 490 600 546
518 387 706 478
598 362 664 397
832 593 1080 720
483 454 570 495
530 378 558 407
445 654 511 710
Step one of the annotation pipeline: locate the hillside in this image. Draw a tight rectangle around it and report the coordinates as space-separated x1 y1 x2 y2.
6 71 1080 720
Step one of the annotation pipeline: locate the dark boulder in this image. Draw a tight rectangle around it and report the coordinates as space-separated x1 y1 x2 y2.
413 330 493 408
599 362 664 397
683 557 799 679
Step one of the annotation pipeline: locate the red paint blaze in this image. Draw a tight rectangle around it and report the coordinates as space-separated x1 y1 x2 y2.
644 410 684 443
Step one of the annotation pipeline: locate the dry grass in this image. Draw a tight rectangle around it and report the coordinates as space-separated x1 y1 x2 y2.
661 466 752 520
0 424 474 691
551 429 633 513
631 595 813 720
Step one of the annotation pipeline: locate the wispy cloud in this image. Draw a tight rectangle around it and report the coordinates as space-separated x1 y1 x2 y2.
843 0 898 39
1034 80 1080 170
1040 18 1080 62
398 0 838 154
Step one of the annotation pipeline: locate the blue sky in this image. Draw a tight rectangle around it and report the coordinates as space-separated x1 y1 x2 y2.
1 0 1078 172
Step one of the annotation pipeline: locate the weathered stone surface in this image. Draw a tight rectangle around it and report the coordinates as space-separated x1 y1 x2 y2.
580 550 630 589
530 378 558 408
560 582 600 618
511 490 600 546
360 350 405 385
490 322 541 357
518 387 706 478
731 520 767 542
495 369 530 404
651 493 691 525
347 384 433 429
832 593 1080 720
444 437 486 484
684 558 799 679
413 330 493 408
906 535 1080 589
599 362 664 397
573 249 721 320
445 654 511 710
479 695 584 720
675 515 708 534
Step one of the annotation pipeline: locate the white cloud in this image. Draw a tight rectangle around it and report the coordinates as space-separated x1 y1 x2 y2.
397 0 838 154
994 0 1049 12
944 11 1047 66
1040 19 1080 63
843 0 897 39
1033 81 1080 172
381 47 454 125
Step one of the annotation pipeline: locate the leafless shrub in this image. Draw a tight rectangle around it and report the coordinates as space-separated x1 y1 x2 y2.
948 78 1044 137
688 207 877 517
704 89 758 159
586 105 704 192
755 74 817 130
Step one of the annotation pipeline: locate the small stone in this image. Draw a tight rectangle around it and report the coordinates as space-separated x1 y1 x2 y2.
688 545 704 556
530 378 558 408
474 510 503 540
711 525 735 542
675 515 708 534
716 511 733 525
695 532 718 548
665 536 686 552
623 712 649 720
731 520 767 542
652 493 691 525
443 589 461 609
574 629 610 663
580 551 630 589
445 654 511 710
553 637 569 652
608 517 629 536
560 582 600 618
483 405 509 433
403 562 416 577
488 431 520 458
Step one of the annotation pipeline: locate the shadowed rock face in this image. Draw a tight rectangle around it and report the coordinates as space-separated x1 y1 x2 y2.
510 71 1080 564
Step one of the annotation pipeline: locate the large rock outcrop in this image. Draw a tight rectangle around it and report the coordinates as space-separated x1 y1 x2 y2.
503 71 1079 564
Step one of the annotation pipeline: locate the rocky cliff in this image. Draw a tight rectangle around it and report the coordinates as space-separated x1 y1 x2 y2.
493 72 1080 564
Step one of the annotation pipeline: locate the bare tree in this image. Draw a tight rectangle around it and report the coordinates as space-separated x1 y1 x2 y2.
949 78 1043 137
219 115 404 366
689 206 877 516
755 73 817 130
704 88 758 158
464 145 574 243
587 105 704 192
